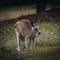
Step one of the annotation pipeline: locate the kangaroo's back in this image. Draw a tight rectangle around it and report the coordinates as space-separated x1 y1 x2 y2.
15 19 32 37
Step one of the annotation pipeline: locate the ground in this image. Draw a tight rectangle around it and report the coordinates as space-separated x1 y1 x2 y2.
0 6 60 60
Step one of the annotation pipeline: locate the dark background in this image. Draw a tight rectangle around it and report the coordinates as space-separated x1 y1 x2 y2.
0 0 60 14
0 0 60 7
0 0 36 7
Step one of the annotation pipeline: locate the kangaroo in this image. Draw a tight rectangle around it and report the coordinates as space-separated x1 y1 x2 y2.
15 19 41 51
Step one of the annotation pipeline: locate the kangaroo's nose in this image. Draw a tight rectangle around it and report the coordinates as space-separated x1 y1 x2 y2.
38 32 41 35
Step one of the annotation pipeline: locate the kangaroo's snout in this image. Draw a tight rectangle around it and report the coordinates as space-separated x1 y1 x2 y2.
38 32 41 35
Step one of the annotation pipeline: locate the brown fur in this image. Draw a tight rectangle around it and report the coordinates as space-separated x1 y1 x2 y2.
15 19 32 37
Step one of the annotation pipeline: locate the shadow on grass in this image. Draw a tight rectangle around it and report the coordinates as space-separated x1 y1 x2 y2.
0 47 24 60
0 46 60 60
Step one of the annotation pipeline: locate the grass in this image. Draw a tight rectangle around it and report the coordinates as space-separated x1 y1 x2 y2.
0 19 60 48
0 46 60 60
35 19 60 47
0 5 60 60
0 18 60 60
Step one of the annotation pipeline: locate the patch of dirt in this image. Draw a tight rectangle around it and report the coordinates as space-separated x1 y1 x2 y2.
0 9 36 22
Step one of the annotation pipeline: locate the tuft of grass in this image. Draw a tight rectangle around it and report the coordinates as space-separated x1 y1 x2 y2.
0 5 36 12
0 25 16 50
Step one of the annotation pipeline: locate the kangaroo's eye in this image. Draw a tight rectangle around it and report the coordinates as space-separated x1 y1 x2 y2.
35 28 38 31
31 22 35 27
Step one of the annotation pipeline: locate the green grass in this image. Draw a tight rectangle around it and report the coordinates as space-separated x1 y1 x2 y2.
0 15 60 60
